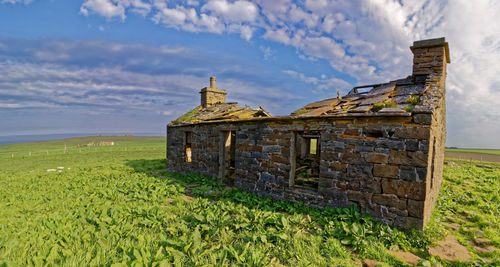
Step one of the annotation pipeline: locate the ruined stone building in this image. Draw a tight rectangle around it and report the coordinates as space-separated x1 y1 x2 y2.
167 37 450 229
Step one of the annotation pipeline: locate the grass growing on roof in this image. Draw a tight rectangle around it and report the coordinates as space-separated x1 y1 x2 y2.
172 106 202 124
372 99 397 112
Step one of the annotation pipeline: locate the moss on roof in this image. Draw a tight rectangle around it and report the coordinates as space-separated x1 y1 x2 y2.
171 103 271 125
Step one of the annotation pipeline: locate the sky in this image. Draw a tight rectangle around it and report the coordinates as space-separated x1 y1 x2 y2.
0 0 499 148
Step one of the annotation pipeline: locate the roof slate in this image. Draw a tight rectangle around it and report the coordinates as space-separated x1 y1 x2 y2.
291 76 427 117
171 103 271 125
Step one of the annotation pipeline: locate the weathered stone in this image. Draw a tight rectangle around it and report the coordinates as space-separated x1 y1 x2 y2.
372 194 406 210
389 150 427 167
330 161 347 171
413 114 432 124
408 199 424 218
366 153 389 164
347 164 373 178
359 177 381 193
375 139 405 150
381 178 426 201
394 127 430 140
262 145 281 153
405 139 419 152
399 166 418 181
260 172 276 183
373 164 398 178
394 216 423 229
355 145 374 152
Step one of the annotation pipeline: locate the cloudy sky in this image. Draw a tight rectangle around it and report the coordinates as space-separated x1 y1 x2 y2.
0 0 499 148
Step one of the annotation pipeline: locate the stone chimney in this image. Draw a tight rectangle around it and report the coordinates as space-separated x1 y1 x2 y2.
411 37 450 77
200 76 227 108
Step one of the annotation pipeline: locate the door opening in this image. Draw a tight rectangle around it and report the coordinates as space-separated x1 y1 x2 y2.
293 131 320 189
220 131 236 184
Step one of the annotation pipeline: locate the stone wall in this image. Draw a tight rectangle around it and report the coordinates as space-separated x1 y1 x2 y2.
168 112 439 229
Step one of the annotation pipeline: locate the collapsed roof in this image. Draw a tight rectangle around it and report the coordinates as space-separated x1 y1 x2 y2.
291 76 428 117
172 103 271 125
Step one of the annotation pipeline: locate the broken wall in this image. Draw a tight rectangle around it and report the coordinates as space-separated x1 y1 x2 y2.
168 113 435 229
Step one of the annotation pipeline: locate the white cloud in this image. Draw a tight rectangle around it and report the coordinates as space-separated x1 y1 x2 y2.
201 0 259 23
283 70 351 93
80 0 151 20
1 0 33 4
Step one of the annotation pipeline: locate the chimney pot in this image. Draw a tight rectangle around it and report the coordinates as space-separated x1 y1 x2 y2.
210 76 216 88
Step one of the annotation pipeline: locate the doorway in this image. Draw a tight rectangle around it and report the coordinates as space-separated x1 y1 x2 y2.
292 131 320 189
220 131 236 184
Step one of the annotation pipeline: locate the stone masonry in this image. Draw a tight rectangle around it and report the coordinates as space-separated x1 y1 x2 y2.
167 38 450 229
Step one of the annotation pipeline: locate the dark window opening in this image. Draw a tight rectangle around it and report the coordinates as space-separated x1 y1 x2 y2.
293 131 320 189
185 132 192 163
221 131 236 184
365 129 384 138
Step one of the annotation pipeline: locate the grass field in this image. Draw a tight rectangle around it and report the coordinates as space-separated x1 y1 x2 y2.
446 148 500 156
0 137 498 266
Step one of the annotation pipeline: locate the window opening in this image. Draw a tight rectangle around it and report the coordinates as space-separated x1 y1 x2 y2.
185 132 192 163
293 131 320 189
221 131 236 184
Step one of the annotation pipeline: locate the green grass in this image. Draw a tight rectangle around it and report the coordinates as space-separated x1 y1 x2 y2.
0 137 498 266
446 148 500 156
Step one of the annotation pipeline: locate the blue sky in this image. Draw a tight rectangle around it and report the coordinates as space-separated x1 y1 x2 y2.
0 0 499 148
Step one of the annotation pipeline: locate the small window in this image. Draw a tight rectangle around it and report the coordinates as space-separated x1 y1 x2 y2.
185 132 192 163
309 138 318 155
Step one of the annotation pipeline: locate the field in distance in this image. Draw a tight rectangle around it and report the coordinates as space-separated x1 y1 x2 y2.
0 137 498 266
445 148 500 163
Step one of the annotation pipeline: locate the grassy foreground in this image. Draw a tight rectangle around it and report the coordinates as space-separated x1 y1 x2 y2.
0 137 498 266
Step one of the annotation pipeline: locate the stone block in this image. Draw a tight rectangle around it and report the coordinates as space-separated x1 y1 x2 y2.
355 145 374 152
405 139 419 152
394 127 430 140
376 139 405 150
330 161 347 171
262 145 281 153
344 128 360 136
341 151 361 162
259 172 276 183
413 114 432 124
408 199 424 218
251 152 268 159
372 194 406 210
389 150 428 167
359 177 381 193
347 164 373 178
373 164 398 178
347 190 372 204
399 166 418 181
366 153 389 164
381 178 426 200
394 216 423 230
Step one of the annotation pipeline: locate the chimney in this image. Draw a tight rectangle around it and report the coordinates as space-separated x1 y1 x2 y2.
410 37 450 77
200 76 227 108
210 76 216 88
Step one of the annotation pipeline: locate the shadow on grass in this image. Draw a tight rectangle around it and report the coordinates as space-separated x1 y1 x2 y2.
124 158 441 265
125 159 363 221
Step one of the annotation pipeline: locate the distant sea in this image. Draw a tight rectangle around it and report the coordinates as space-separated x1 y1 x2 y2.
0 133 163 145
